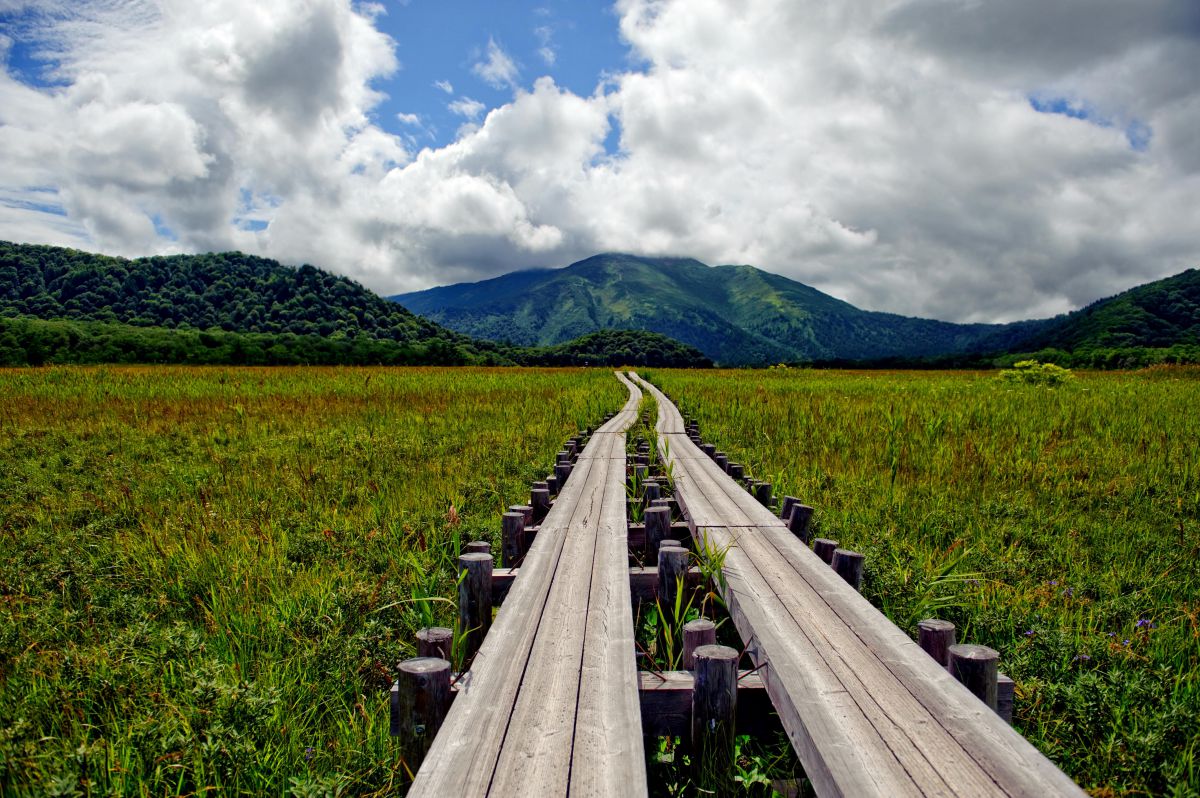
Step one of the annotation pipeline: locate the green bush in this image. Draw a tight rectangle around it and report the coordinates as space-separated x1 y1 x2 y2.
999 359 1074 386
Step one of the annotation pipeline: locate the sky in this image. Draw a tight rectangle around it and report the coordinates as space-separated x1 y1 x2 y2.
0 0 1198 323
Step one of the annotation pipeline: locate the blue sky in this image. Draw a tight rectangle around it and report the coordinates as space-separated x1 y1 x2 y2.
375 1 630 150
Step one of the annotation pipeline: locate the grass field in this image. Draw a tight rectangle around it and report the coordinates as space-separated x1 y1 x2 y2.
644 367 1200 797
0 366 622 796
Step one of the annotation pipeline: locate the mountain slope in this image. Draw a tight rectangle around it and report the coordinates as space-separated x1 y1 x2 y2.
1011 268 1200 352
394 253 1046 364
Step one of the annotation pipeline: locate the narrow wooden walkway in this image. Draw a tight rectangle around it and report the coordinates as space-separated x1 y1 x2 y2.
629 373 1084 798
409 373 647 797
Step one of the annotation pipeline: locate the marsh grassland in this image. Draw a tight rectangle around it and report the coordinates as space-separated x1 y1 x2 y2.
0 366 620 796
645 367 1200 796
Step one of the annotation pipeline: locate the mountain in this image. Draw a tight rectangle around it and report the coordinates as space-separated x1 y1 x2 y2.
1007 268 1200 353
393 253 1046 364
0 242 712 368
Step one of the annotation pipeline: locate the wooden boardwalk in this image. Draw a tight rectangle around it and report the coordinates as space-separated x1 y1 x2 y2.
629 373 1085 798
408 373 647 797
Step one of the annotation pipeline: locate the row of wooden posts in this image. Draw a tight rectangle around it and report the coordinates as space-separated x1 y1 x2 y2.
682 415 1015 724
388 408 1016 781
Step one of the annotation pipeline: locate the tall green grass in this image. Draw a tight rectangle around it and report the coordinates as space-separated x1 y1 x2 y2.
0 366 621 796
645 366 1200 796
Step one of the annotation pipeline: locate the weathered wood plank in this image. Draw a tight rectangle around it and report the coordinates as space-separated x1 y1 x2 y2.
628 372 1084 798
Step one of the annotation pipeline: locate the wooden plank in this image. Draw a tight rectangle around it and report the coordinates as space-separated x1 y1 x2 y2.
570 451 647 795
411 376 643 797
628 373 1084 798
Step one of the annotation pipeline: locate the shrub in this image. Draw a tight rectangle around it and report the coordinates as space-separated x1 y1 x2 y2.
999 359 1074 386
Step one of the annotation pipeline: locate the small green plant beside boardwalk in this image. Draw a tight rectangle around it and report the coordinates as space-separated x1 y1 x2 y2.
646 366 1200 796
0 366 621 796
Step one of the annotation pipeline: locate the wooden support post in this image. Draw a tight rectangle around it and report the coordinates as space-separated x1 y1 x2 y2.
509 504 533 527
997 674 1015 724
555 461 572 487
634 464 648 482
415 627 453 660
545 474 559 497
691 644 739 794
787 504 814 543
753 481 773 507
812 538 839 564
501 511 526 567
949 644 999 710
780 496 798 521
683 618 717 669
831 549 865 591
715 453 729 472
728 463 744 482
645 506 672 560
464 540 491 556
390 657 452 769
701 443 717 459
457 553 493 663
917 619 956 668
657 545 689 619
644 480 661 504
556 450 570 465
531 488 552 524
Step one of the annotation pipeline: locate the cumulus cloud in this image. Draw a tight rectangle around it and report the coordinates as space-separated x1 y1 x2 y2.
1 0 1198 320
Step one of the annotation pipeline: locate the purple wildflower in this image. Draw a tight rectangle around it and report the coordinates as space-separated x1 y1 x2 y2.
1073 654 1091 661
304 746 315 761
1024 629 1035 636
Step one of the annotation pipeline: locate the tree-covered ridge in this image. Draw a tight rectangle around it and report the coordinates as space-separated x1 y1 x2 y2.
392 253 1046 365
0 241 454 344
1016 268 1200 351
523 329 713 367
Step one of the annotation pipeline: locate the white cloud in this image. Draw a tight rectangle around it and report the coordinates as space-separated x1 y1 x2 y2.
433 79 453 94
1 0 1198 320
447 97 485 120
472 37 520 90
535 24 556 66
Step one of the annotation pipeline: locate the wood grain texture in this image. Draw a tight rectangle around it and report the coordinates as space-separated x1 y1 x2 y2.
627 372 1084 798
409 373 647 797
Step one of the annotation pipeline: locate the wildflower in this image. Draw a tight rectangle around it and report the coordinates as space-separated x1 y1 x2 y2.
1123 639 1131 646
1073 654 1091 661
304 746 315 761
1024 629 1035 637
1062 588 1073 597
1107 632 1116 638
1135 618 1155 629
1048 580 1058 586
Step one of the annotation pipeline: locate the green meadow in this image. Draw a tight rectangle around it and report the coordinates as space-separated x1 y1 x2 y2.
644 367 1200 796
0 366 620 796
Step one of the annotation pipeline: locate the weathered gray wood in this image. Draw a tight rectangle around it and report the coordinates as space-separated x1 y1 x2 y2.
701 443 717 458
691 644 739 794
645 506 671 559
683 618 717 669
918 619 957 667
812 537 839 564
950 644 999 711
415 627 453 660
557 450 570 465
643 480 661 504
754 481 773 507
501 511 525 567
457 553 493 663
657 545 689 619
729 462 745 482
531 487 552 523
715 453 729 472
780 495 799 522
509 504 533 527
554 461 572 487
997 674 1015 724
831 548 865 591
787 503 814 542
391 657 452 770
638 669 775 739
546 473 559 496
464 540 491 555
627 372 1086 798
